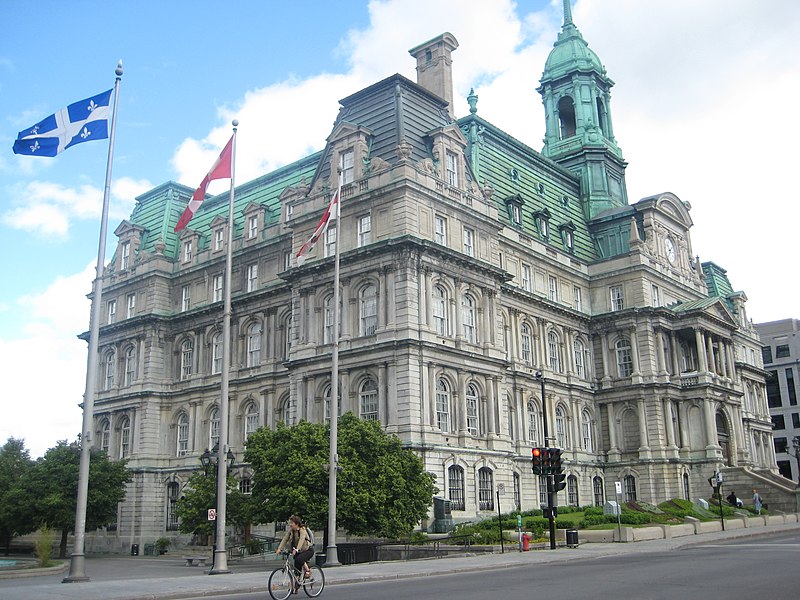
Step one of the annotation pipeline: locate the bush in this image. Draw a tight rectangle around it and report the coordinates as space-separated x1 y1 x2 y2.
155 537 171 554
408 531 429 544
582 513 613 527
555 519 576 529
619 511 651 525
582 506 604 517
35 526 54 568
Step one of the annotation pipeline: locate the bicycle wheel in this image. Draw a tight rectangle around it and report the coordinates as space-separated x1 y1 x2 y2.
303 565 325 597
268 567 294 600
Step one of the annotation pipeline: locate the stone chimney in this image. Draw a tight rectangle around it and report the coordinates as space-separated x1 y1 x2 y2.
408 32 459 118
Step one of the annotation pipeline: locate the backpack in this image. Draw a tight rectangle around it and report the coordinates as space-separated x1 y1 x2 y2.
306 528 315 548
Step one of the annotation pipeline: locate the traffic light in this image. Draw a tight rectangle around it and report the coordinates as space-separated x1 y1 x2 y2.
550 447 566 491
541 447 553 475
531 447 544 475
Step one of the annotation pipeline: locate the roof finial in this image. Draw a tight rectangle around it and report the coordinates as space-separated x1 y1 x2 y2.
563 0 573 26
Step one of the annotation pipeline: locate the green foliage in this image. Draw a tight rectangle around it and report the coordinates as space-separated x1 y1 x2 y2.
175 471 251 538
245 413 437 539
0 438 34 552
554 518 576 529
35 526 53 567
628 501 665 514
154 537 171 552
619 511 652 525
408 530 429 544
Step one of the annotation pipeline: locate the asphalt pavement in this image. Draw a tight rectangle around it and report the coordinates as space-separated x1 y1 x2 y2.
1 520 799 600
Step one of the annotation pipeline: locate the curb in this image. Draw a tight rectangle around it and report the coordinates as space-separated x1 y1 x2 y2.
0 560 68 580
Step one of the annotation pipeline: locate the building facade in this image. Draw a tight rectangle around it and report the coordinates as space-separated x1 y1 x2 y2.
88 5 791 552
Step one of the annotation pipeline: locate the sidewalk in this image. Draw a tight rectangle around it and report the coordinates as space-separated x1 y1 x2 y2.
1 520 799 600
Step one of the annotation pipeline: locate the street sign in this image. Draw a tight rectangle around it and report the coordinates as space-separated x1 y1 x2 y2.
716 472 724 484
208 508 217 521
497 483 505 495
615 481 622 496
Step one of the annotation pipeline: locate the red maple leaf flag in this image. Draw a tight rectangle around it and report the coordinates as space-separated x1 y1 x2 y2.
174 134 234 232
295 187 340 266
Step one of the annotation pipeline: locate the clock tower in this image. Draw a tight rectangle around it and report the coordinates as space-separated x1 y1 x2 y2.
538 0 628 220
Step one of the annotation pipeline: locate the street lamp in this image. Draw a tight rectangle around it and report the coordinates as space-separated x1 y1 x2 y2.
199 444 236 572
792 436 800 487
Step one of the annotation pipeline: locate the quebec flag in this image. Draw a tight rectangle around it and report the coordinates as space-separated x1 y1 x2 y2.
13 89 112 157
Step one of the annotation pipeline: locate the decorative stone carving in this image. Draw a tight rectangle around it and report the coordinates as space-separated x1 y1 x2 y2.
396 138 413 160
369 156 391 173
417 157 436 174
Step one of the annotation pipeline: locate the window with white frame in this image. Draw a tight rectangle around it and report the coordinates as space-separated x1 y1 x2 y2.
436 378 451 432
167 482 180 530
555 405 568 447
511 204 522 226
285 204 293 221
548 331 561 372
183 240 192 263
324 295 334 344
284 313 292 359
246 263 258 292
248 215 258 239
462 294 476 343
359 378 378 421
521 324 533 365
432 285 448 336
181 285 190 312
324 226 336 258
357 214 371 247
247 322 262 367
104 350 115 390
478 467 494 511
209 408 220 449
466 383 479 435
124 346 136 386
463 227 475 257
214 228 224 251
624 474 637 502
539 475 548 507
244 403 259 440
581 409 593 452
360 284 377 336
574 339 585 378
324 385 341 423
119 416 131 458
213 274 223 302
448 465 465 511
177 413 189 456
340 148 355 184
279 396 293 426
126 294 135 319
521 264 532 292
284 251 291 270
573 286 582 312
593 476 605 506
610 285 624 311
651 284 660 307
527 401 540 445
548 276 558 302
211 332 222 374
120 241 130 270
567 475 578 506
435 215 447 245
180 339 193 380
616 338 633 377
239 477 252 495
446 151 458 187
107 299 116 325
100 419 110 453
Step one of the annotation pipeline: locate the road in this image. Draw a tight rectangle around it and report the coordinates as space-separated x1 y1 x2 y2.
194 531 800 600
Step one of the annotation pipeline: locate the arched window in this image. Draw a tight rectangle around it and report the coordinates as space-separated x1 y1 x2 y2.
360 284 377 336
615 338 632 377
436 379 451 432
624 474 637 502
555 405 568 448
104 349 116 390
180 339 193 380
177 413 189 456
557 96 576 139
279 396 293 426
283 313 292 360
513 472 521 511
683 472 690 501
567 475 578 506
119 416 131 458
432 285 448 336
593 476 604 506
124 345 136 386
573 339 585 378
462 295 476 343
324 385 341 423
621 408 640 451
166 482 180 530
448 465 465 511
359 378 378 421
209 408 220 450
581 409 593 452
244 402 259 440
521 324 533 365
247 322 262 367
548 331 561 372
478 467 494 511
211 332 222 374
100 419 111 453
466 383 479 435
323 295 335 344
527 401 540 445
239 477 252 495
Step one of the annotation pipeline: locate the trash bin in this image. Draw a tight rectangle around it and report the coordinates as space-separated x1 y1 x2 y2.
130 544 139 556
565 529 578 548
143 543 155 556
522 533 531 551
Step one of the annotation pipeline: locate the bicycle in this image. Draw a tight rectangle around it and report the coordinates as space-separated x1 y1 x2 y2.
268 551 325 599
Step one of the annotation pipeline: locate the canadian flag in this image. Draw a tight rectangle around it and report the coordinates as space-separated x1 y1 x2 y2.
174 134 234 233
295 187 340 266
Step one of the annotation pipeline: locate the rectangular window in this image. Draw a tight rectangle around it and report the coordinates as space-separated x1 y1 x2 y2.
767 370 783 408
214 228 224 251
772 414 786 430
573 286 582 312
183 240 192 263
284 251 291 271
126 294 136 319
549 276 558 302
478 469 494 511
521 264 532 292
181 285 190 312
246 264 258 292
435 215 447 245
792 413 800 428
213 275 223 302
774 437 788 454
324 226 336 258
107 300 116 324
762 346 773 364
285 203 293 220
340 148 355 184
511 204 522 225
248 215 258 239
120 241 130 270
652 284 660 307
776 344 790 358
448 468 464 511
463 228 474 257
610 285 624 311
787 368 797 406
358 214 371 247
446 151 458 187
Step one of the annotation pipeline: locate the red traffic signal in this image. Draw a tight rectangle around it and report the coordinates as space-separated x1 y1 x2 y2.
531 447 544 475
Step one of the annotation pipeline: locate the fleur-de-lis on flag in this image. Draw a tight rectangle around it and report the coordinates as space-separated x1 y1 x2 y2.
30 140 40 153
30 125 40 135
80 127 91 140
87 99 98 112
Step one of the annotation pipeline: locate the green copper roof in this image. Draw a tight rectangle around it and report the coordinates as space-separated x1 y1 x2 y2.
702 261 736 311
541 0 607 85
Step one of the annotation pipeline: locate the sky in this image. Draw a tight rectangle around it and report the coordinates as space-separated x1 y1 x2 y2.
1 0 798 457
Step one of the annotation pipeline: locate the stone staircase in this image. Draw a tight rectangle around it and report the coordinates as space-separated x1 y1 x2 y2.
720 466 800 513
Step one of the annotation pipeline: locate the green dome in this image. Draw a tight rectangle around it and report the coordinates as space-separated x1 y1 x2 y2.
541 24 606 84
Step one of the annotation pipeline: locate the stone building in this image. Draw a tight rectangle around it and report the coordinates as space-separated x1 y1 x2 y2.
89 5 791 552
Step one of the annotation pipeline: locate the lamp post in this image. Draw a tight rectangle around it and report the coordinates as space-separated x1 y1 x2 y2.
792 436 800 487
199 445 236 573
534 370 557 550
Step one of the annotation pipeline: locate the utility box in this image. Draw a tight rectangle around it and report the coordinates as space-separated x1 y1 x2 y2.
695 498 709 510
603 501 620 516
432 497 453 533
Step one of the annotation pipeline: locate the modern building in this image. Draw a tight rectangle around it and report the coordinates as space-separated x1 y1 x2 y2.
755 319 800 485
87 4 795 552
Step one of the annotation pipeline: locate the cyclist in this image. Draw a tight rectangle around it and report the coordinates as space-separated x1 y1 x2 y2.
275 515 314 589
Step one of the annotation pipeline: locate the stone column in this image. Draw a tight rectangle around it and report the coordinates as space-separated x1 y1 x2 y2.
600 332 611 381
663 399 676 448
695 329 708 372
387 362 398 427
656 329 668 376
704 399 717 449
607 403 618 452
341 279 351 340
379 363 387 423
509 310 518 364
720 340 728 379
630 325 641 376
539 320 548 370
487 376 497 435
427 362 436 429
678 402 690 450
487 290 496 345
457 370 468 433
454 290 463 341
706 335 715 375
637 398 650 450
670 331 680 375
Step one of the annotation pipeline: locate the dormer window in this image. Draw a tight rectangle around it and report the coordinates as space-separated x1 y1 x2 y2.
340 148 355 184
183 240 192 263
120 241 130 270
248 215 258 239
446 151 458 187
214 228 224 251
504 193 525 227
533 208 550 239
559 221 576 253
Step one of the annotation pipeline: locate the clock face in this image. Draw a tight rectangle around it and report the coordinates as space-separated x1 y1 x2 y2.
665 237 676 263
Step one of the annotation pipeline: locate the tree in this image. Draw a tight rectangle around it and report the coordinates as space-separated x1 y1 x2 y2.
175 471 252 540
12 440 131 557
245 413 437 539
0 438 34 554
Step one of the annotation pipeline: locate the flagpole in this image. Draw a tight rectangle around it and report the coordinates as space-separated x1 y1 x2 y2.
63 60 123 584
210 119 238 575
326 170 343 567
